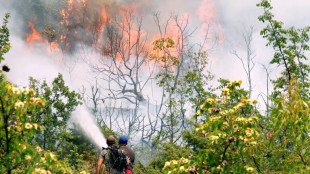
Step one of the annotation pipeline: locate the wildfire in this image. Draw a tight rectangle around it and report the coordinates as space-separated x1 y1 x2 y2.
26 22 45 44
24 0 225 58
196 0 225 44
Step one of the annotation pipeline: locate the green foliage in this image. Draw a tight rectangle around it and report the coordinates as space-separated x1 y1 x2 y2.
259 80 310 173
184 52 214 119
0 72 76 173
29 73 82 151
133 161 162 174
0 13 11 62
257 0 310 100
160 1 310 173
148 143 194 172
0 16 90 173
162 81 261 174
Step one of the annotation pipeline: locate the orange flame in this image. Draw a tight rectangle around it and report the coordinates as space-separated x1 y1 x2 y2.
196 0 225 44
26 22 45 44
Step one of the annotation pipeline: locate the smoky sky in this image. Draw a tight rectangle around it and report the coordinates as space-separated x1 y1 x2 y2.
0 0 310 112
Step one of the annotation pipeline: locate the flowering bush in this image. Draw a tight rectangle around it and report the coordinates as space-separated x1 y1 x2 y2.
0 72 76 173
163 80 261 173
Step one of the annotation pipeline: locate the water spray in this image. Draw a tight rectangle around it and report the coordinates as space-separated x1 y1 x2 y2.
69 106 107 148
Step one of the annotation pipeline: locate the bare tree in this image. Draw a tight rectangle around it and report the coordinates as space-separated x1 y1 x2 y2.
90 9 155 139
258 64 273 117
232 26 256 98
148 13 199 144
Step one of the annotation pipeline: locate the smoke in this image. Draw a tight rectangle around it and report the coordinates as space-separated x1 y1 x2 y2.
1 0 310 147
69 106 108 149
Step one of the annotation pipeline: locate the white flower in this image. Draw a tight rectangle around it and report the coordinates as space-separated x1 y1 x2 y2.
23 88 29 94
245 128 254 137
12 87 21 95
14 101 24 109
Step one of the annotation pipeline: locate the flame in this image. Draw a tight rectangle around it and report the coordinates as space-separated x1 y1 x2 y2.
151 14 191 61
196 0 225 44
26 22 45 44
25 0 223 61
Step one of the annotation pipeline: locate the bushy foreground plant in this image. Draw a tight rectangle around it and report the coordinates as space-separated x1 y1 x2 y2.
0 71 73 173
259 80 310 173
163 80 261 173
0 14 89 174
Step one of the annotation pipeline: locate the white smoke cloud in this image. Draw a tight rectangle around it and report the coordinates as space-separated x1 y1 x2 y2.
1 0 309 132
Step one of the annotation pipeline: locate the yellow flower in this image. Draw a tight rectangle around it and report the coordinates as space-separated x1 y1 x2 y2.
30 98 35 103
245 128 254 137
179 166 185 171
235 117 246 122
39 169 46 174
228 109 234 113
245 166 254 172
12 87 21 95
14 101 24 109
25 123 33 129
227 83 232 88
5 83 12 89
216 165 221 170
236 80 242 86
196 110 201 116
46 171 51 174
208 108 213 113
233 124 239 130
35 146 42 152
35 98 46 107
32 123 39 130
80 171 87 174
171 160 178 165
167 171 172 174
195 127 200 132
16 126 21 132
180 157 189 163
23 88 29 94
25 155 32 160
209 135 219 144
34 168 41 173
29 89 35 95
199 102 206 109
250 141 257 146
164 161 171 168
206 98 215 104
218 133 227 138
49 153 56 161
209 116 220 122
216 99 222 104
222 88 230 96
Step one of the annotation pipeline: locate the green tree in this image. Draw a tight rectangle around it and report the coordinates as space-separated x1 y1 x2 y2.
29 74 82 151
0 14 79 174
151 37 184 144
259 80 310 173
257 0 310 100
0 13 10 62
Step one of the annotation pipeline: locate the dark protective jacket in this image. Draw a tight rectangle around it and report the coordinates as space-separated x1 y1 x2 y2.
120 145 135 171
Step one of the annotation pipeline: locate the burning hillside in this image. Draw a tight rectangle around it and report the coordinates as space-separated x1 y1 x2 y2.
4 0 224 58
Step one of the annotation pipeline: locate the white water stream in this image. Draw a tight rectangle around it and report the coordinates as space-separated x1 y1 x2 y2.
70 106 107 148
